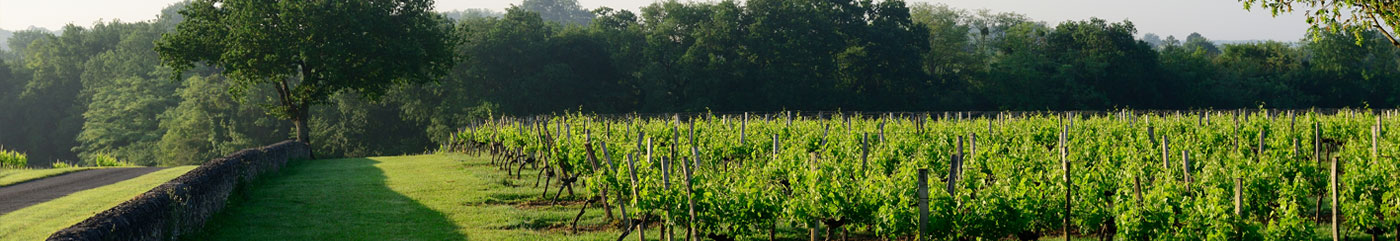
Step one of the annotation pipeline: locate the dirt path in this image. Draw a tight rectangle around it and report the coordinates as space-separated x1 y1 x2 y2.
0 167 165 215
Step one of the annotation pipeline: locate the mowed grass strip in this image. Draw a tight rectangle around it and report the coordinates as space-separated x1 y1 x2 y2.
0 167 102 187
0 166 196 240
188 154 621 241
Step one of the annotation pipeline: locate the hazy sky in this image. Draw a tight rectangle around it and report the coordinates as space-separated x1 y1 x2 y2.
1 0 1310 41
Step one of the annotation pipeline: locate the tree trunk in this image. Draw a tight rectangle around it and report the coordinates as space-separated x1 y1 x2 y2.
293 103 314 159
769 218 776 241
287 64 315 159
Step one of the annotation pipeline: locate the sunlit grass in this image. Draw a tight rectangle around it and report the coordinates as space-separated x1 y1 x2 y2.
0 167 102 187
188 154 638 241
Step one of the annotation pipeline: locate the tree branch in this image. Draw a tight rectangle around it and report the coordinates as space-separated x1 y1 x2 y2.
1366 11 1400 47
277 75 295 114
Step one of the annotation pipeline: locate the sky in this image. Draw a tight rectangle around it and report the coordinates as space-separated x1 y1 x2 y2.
0 0 1311 41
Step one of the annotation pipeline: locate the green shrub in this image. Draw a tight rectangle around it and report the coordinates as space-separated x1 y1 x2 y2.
88 153 135 167
51 161 75 168
0 148 27 169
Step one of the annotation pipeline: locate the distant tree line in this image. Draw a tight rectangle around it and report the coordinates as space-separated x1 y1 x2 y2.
0 0 1396 166
446 0 1399 113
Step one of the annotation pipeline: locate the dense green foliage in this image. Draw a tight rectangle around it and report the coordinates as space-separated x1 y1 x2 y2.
459 109 1399 240
156 0 459 150
0 148 26 169
444 1 1400 113
1 0 1397 167
84 153 136 167
0 2 449 166
0 18 188 166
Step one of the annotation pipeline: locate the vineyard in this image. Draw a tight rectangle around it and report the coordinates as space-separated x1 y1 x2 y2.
448 109 1400 241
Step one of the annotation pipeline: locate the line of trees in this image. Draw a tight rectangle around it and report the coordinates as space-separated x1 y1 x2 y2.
0 0 1396 166
448 0 1400 113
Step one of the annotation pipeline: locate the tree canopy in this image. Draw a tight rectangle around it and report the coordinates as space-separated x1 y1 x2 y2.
156 0 459 150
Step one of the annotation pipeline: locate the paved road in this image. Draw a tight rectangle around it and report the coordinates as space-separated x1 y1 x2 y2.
0 167 164 215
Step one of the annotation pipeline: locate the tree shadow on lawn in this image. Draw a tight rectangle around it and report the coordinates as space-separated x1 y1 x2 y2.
183 158 468 241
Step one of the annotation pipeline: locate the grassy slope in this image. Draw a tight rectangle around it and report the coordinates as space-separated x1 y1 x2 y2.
187 154 624 241
0 166 196 240
0 167 101 187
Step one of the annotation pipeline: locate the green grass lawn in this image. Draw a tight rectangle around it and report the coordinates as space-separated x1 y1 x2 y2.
0 166 196 240
0 167 101 187
186 154 628 241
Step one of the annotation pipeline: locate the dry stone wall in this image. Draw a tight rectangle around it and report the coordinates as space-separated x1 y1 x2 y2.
47 140 309 241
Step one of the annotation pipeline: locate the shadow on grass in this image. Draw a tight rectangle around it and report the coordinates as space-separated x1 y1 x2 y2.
182 158 467 241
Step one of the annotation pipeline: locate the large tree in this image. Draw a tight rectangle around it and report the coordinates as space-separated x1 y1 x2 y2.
1239 0 1400 47
156 0 458 153
1044 19 1160 109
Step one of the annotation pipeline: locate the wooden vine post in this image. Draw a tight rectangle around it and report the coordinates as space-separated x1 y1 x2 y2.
918 168 929 241
821 123 830 147
879 119 886 143
772 134 780 159
1290 111 1296 133
915 114 923 134
861 133 869 175
1162 135 1170 172
969 133 977 166
1133 176 1143 205
1373 118 1380 161
538 121 552 194
1233 111 1240 140
1147 126 1155 146
957 135 965 183
1315 122 1322 164
662 156 673 241
843 113 849 130
1257 129 1266 162
987 118 994 137
1061 125 1070 241
946 151 960 196
601 142 619 220
741 112 747 144
1313 118 1326 221
1234 178 1243 217
686 120 698 241
1330 156 1339 241
1232 113 1240 152
1182 150 1192 191
572 132 600 233
771 132 781 241
785 111 792 127
625 153 642 241
808 153 820 241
